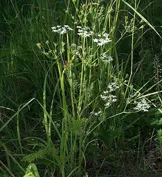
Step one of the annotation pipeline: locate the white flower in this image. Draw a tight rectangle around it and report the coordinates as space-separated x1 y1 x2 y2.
97 38 112 46
103 33 109 38
134 98 150 112
77 26 93 37
100 53 113 63
107 56 113 62
104 95 117 108
51 25 73 34
90 111 102 116
64 25 69 28
93 33 112 46
93 38 99 42
103 91 109 94
78 29 83 33
94 111 102 116
107 95 117 102
107 82 119 92
100 88 118 109
100 94 109 100
104 102 111 108
60 28 67 34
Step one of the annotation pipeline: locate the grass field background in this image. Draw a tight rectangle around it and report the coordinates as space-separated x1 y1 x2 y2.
0 0 162 176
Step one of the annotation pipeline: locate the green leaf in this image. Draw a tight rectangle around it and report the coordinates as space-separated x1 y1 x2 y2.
24 163 40 177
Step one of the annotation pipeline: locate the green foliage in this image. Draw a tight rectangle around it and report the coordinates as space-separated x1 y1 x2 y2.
24 163 40 177
0 0 162 176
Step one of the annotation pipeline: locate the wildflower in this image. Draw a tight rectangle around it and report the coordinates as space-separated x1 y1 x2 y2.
90 111 102 116
107 82 119 92
104 102 111 108
107 95 117 102
100 53 113 63
103 33 109 38
51 25 73 34
100 81 119 109
93 33 112 46
104 95 117 109
134 98 150 112
101 89 118 109
77 26 93 37
100 94 109 101
103 91 109 94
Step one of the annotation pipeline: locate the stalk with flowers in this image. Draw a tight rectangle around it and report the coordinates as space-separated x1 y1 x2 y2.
1 0 162 176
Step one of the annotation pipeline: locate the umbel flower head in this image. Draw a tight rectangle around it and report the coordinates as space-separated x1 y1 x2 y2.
134 98 150 112
51 25 73 34
100 81 119 109
93 33 112 46
107 82 119 92
76 26 93 37
100 53 113 63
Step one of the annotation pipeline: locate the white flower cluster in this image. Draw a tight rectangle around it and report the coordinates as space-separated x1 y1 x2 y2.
101 93 117 109
51 25 73 34
100 82 119 109
93 33 112 46
90 110 102 116
100 53 113 63
134 98 150 112
104 95 117 108
77 26 93 37
107 82 119 92
51 25 112 46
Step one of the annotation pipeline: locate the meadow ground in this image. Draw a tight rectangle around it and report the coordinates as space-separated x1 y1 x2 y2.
0 0 162 176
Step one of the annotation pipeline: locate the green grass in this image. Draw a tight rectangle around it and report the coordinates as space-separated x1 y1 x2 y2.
0 0 162 176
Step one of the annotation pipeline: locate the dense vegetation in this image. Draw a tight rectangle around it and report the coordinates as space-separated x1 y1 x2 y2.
0 0 162 176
